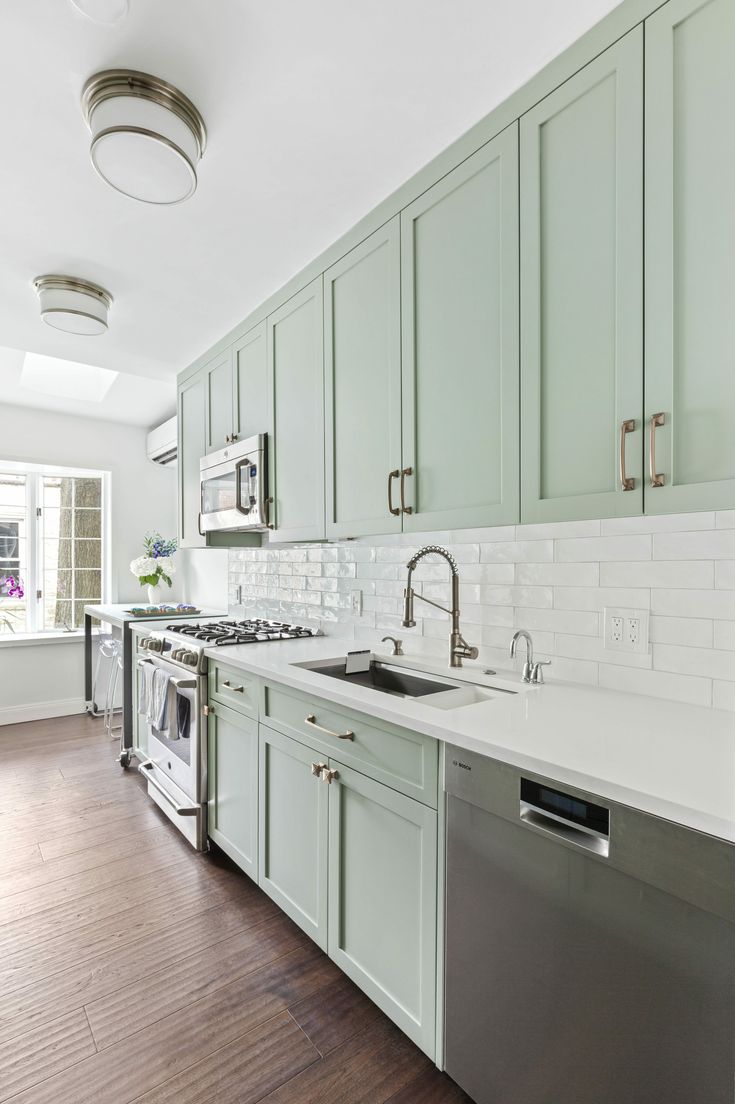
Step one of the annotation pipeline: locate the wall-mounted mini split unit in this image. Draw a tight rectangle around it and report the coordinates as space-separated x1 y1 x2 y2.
147 415 177 466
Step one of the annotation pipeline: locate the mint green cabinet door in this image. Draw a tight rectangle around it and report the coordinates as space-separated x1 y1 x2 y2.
233 320 268 445
401 125 519 532
267 279 325 542
520 29 643 523
327 761 437 1059
204 351 233 455
644 0 735 514
324 218 402 539
208 703 258 880
177 372 206 548
258 725 328 949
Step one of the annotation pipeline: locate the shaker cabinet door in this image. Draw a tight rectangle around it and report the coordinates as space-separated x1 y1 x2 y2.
520 29 643 523
644 0 735 513
267 279 325 542
208 704 258 880
327 761 437 1059
324 218 403 539
204 351 233 455
177 372 206 548
233 320 268 446
258 725 328 950
401 125 520 532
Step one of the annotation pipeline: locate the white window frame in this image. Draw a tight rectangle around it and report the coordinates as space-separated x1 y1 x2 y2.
0 460 111 636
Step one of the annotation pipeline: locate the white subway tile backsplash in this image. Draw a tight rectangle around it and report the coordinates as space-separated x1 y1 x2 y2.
599 560 714 589
229 510 735 710
654 529 735 560
556 535 652 562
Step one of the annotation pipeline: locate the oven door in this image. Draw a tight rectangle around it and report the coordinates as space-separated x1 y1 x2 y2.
199 436 267 534
136 655 206 850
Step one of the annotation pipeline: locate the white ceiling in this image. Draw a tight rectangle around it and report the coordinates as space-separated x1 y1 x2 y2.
0 0 623 392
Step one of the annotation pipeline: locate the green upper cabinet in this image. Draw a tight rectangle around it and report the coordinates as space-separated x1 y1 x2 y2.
400 125 520 532
324 218 403 539
267 278 325 542
644 0 735 513
177 371 206 548
208 704 258 880
233 320 268 445
327 760 437 1059
258 725 328 950
204 351 233 455
520 29 644 523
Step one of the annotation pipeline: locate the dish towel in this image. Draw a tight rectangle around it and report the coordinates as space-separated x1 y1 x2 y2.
148 668 171 732
177 693 191 740
138 663 155 717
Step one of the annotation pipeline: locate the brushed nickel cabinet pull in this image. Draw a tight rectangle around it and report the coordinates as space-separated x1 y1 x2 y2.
203 704 215 716
305 713 354 741
221 680 244 693
310 762 328 778
388 469 400 516
322 768 339 785
264 496 274 529
649 412 665 487
400 466 414 514
619 420 635 491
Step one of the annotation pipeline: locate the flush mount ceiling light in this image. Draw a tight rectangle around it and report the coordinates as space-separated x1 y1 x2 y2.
69 0 129 24
81 69 207 204
33 275 113 336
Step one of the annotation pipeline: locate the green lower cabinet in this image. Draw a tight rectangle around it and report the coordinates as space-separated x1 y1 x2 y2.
207 703 258 880
258 725 329 949
327 760 437 1060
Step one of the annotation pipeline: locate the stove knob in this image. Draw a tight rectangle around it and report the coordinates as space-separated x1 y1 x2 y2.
148 638 163 653
182 651 198 667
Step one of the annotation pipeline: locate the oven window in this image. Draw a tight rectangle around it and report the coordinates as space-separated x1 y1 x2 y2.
201 471 237 515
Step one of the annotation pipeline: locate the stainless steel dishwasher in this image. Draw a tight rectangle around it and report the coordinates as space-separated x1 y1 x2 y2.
444 744 735 1104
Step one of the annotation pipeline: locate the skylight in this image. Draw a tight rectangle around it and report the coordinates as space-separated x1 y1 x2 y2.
20 353 118 403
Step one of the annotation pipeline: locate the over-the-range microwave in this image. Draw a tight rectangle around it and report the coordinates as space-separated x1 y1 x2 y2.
198 433 270 534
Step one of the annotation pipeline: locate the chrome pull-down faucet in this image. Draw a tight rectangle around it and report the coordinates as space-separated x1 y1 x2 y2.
401 545 479 669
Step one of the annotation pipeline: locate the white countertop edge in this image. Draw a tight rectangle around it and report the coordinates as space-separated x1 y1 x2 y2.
203 635 735 845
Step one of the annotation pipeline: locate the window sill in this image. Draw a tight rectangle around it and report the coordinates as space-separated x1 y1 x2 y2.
0 630 96 649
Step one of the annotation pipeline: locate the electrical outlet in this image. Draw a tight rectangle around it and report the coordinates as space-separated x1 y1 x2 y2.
351 589 363 616
604 607 649 654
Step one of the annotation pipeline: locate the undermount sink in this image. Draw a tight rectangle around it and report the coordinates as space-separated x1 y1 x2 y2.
293 656 518 707
302 659 457 699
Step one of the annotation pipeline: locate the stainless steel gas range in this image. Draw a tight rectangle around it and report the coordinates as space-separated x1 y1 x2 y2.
135 618 318 849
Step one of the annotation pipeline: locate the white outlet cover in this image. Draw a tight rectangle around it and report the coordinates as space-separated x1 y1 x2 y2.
604 607 650 654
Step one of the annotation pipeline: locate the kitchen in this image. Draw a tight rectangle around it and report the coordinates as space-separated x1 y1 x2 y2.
0 0 734 1101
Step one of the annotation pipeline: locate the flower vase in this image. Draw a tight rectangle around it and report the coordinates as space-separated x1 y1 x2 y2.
146 584 163 606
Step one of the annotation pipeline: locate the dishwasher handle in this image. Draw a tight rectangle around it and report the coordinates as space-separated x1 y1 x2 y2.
520 802 610 858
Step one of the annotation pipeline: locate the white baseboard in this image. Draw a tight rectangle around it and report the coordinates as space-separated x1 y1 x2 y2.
0 698 87 727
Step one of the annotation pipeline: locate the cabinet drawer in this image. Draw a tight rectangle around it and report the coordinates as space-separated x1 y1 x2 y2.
209 662 258 718
262 682 437 806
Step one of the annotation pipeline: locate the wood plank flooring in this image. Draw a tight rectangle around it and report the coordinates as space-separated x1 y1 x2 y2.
0 714 469 1104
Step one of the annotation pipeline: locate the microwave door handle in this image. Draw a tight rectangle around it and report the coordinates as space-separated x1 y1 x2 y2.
234 458 252 515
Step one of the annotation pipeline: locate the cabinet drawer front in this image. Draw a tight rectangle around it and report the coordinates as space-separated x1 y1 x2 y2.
262 683 437 806
209 663 258 717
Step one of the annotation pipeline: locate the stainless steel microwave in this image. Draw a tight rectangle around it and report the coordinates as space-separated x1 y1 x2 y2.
199 433 270 534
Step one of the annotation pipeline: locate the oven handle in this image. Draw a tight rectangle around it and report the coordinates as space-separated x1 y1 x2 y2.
136 658 197 690
138 760 200 817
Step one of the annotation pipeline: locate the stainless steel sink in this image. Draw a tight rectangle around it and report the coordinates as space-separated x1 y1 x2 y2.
304 659 457 699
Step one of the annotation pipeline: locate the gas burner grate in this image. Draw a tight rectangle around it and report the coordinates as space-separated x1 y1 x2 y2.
165 618 316 646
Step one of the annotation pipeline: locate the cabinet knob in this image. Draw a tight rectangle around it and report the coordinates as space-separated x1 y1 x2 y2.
321 768 339 785
310 762 328 778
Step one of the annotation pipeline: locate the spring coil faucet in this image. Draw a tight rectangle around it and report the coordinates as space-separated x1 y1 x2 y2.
402 545 479 669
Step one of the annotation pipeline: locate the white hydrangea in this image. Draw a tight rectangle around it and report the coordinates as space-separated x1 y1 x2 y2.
130 555 157 577
155 556 177 575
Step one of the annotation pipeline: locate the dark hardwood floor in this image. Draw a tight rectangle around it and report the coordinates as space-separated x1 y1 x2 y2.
0 714 469 1103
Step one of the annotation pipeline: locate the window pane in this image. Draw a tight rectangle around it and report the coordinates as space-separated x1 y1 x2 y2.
0 473 28 634
41 475 103 631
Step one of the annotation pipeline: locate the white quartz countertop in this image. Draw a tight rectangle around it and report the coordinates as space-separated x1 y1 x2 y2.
204 635 735 844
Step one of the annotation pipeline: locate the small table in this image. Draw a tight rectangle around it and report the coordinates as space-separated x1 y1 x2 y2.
84 604 224 762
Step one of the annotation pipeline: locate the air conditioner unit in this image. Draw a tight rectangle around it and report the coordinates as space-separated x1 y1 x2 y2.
147 415 177 466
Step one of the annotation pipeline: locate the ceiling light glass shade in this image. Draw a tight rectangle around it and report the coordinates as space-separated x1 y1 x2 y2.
69 0 129 24
33 276 112 336
81 70 206 204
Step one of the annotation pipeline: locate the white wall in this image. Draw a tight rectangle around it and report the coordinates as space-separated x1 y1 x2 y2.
0 402 182 724
229 511 735 712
